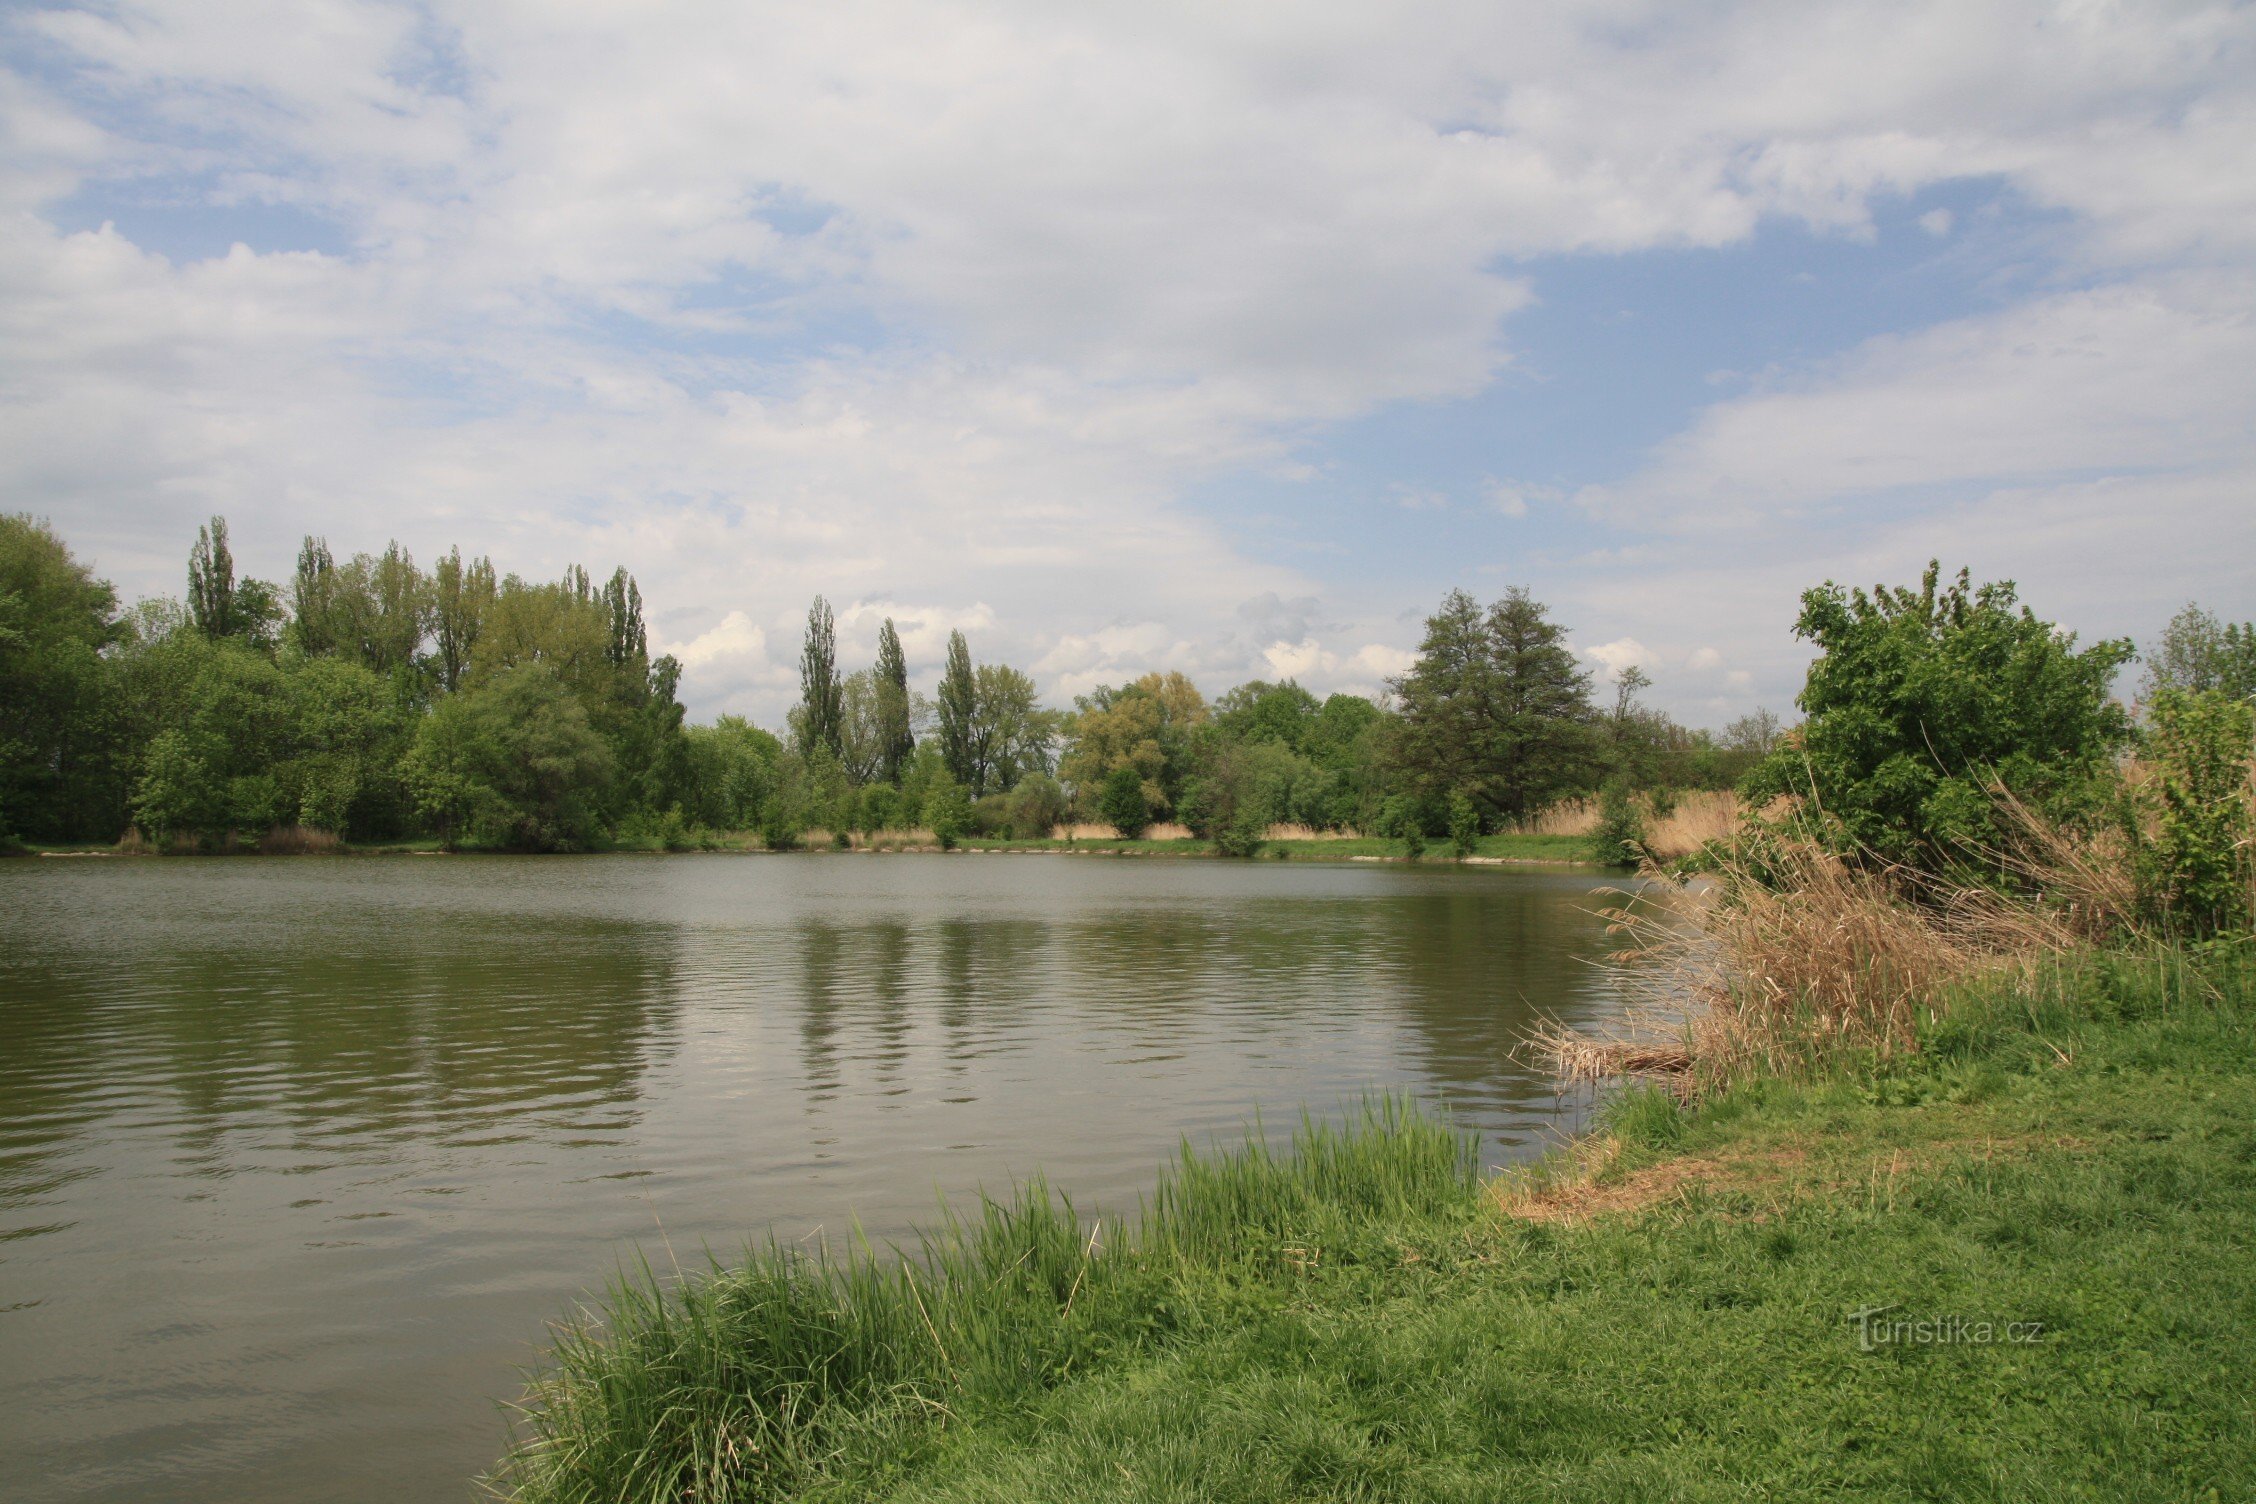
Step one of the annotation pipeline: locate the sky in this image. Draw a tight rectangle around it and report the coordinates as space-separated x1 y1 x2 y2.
3 0 2252 726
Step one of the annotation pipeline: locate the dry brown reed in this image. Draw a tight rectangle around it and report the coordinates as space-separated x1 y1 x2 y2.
1260 823 1365 841
258 824 344 855
1641 791 1740 863
1051 821 1193 841
1531 835 2093 1094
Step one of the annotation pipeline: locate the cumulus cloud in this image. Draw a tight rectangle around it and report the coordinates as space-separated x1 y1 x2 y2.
2 0 2251 724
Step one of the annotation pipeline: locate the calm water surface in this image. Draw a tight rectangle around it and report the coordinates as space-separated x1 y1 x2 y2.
0 853 1635 1502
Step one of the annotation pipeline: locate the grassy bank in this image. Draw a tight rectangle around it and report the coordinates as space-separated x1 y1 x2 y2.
494 942 2256 1502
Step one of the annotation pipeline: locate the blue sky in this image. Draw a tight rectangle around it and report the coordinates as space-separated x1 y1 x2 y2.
4 1 2251 725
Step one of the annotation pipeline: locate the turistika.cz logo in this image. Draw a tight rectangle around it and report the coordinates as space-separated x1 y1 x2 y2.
1849 1305 2047 1352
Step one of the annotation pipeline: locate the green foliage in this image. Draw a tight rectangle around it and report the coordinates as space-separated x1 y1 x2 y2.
0 515 121 841
1378 794 1426 858
857 781 903 834
937 628 978 787
796 596 843 758
132 728 225 841
1006 773 1069 839
874 617 916 784
403 664 614 850
1446 790 1479 858
682 716 779 831
1097 765 1149 840
2142 602 2256 703
1585 776 1646 867
924 769 972 849
2138 689 2254 936
1059 673 1206 821
1744 561 2135 875
1393 586 1597 826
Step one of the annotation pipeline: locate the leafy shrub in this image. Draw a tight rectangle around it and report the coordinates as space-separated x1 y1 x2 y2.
1743 562 2134 878
2138 689 2255 936
1099 766 1149 840
1448 790 1479 858
1585 777 1645 867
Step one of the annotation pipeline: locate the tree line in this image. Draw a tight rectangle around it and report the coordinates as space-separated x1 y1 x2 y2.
3 512 2246 857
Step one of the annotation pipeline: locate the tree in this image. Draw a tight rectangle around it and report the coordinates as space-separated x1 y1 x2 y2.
602 568 646 671
0 515 121 841
402 664 614 850
1392 587 1594 826
1743 562 2135 874
1722 708 1784 757
1099 765 1150 839
1059 672 1207 817
187 516 238 640
1006 772 1070 839
936 629 977 786
432 547 497 693
923 767 972 848
837 669 888 784
875 617 915 783
2142 604 2256 703
797 596 844 758
969 662 1058 795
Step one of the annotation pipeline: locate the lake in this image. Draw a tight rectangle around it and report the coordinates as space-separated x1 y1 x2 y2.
0 853 1635 1503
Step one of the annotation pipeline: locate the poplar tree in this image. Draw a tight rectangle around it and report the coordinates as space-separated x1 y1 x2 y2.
432 548 497 693
875 617 915 783
798 596 844 757
937 628 977 786
187 516 238 640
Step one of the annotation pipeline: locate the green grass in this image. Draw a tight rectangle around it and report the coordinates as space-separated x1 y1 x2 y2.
497 944 2256 1502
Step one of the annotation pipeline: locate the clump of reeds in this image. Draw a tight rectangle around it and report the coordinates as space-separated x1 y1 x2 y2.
258 824 344 855
1641 790 1740 863
1259 822 1364 841
114 826 155 855
1531 829 2099 1094
490 1099 1474 1504
1049 821 1194 841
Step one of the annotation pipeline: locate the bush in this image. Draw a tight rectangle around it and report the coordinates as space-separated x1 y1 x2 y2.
970 792 1015 838
1007 773 1070 840
1379 794 1425 859
1743 562 2134 877
1448 790 1479 859
1099 766 1149 840
925 771 972 849
1214 806 1266 859
1585 777 1645 867
2139 689 2255 936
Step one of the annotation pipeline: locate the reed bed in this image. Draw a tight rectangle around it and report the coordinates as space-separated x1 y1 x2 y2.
257 824 344 855
1049 821 1194 842
491 1099 1475 1504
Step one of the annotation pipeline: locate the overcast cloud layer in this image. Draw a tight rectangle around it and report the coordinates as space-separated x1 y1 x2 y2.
4 0 2251 722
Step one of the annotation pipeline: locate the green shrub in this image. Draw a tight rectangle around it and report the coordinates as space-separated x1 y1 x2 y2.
1447 790 1479 858
1098 766 1149 840
2139 689 2255 936
1585 776 1645 866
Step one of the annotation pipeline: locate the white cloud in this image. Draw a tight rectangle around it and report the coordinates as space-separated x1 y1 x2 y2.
1582 637 1653 682
1577 273 2256 533
4 0 2253 728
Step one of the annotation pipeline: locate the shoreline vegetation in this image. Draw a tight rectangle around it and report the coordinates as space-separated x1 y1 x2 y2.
486 566 2255 1501
492 942 2256 1503
5 512 1777 864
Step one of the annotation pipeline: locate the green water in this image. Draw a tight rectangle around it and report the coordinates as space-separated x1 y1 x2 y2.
0 853 1635 1502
